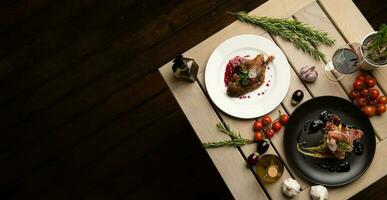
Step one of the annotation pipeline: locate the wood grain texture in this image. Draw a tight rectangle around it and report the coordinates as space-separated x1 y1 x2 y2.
319 0 387 100
196 64 300 198
294 2 386 140
0 0 384 199
159 1 322 198
0 0 268 199
160 78 268 200
160 0 387 199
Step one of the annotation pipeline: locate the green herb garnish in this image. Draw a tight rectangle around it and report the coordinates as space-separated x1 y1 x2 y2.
229 12 335 60
369 24 387 50
238 68 250 86
363 24 387 65
202 123 254 148
337 142 352 152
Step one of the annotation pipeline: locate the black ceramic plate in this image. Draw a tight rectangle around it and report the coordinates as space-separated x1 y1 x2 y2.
284 96 376 186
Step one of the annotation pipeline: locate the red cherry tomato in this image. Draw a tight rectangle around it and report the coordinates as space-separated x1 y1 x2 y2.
355 97 367 107
376 104 386 115
365 78 376 88
264 129 275 139
261 116 272 126
353 80 364 91
272 121 282 133
360 89 369 98
368 88 380 100
253 120 264 131
254 131 264 142
378 96 387 104
279 113 289 125
356 73 367 82
349 90 360 100
362 105 376 117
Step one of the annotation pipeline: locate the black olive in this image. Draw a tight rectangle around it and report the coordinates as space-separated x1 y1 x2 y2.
336 161 350 172
257 139 269 154
291 90 304 105
246 152 260 167
353 141 364 156
308 120 324 133
319 111 334 122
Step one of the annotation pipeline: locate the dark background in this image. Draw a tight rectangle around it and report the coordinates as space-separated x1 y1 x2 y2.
0 0 385 199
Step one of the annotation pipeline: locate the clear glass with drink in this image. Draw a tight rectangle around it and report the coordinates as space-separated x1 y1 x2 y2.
324 43 365 81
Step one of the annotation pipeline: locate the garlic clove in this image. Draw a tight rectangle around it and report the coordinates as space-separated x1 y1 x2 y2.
300 65 318 83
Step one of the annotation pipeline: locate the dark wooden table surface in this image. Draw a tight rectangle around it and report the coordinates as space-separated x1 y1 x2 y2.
0 0 385 199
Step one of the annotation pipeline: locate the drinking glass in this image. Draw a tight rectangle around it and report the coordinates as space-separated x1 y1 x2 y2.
324 43 365 81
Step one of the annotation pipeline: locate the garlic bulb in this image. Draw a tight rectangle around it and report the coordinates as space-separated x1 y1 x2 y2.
281 178 301 197
310 185 328 200
300 65 318 83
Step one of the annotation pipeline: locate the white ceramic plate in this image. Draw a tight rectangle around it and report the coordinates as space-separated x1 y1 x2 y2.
205 34 291 119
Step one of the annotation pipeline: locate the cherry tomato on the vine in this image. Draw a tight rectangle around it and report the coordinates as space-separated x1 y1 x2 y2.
362 105 376 117
261 116 272 126
356 74 366 82
279 113 289 125
264 128 275 139
254 131 264 142
272 121 282 133
360 89 369 98
376 104 386 115
353 80 364 91
349 90 360 100
365 78 376 88
253 120 264 131
378 96 387 104
355 97 367 107
369 88 380 100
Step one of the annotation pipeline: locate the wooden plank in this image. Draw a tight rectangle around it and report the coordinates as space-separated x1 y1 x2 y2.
0 0 51 27
119 142 232 200
261 32 314 190
0 71 167 162
0 0 226 130
318 0 374 43
0 0 179 96
0 0 98 57
81 126 232 200
197 62 311 191
181 22 315 194
271 24 349 99
197 69 303 197
294 2 386 140
259 33 313 189
11 110 190 199
158 76 268 200
221 110 303 199
173 16 316 193
0 0 268 163
157 3 321 196
159 1 319 196
162 0 316 90
319 0 387 100
0 86 177 187
294 139 387 199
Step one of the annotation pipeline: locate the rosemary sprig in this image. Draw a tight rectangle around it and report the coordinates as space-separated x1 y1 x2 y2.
228 11 335 60
202 123 254 148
